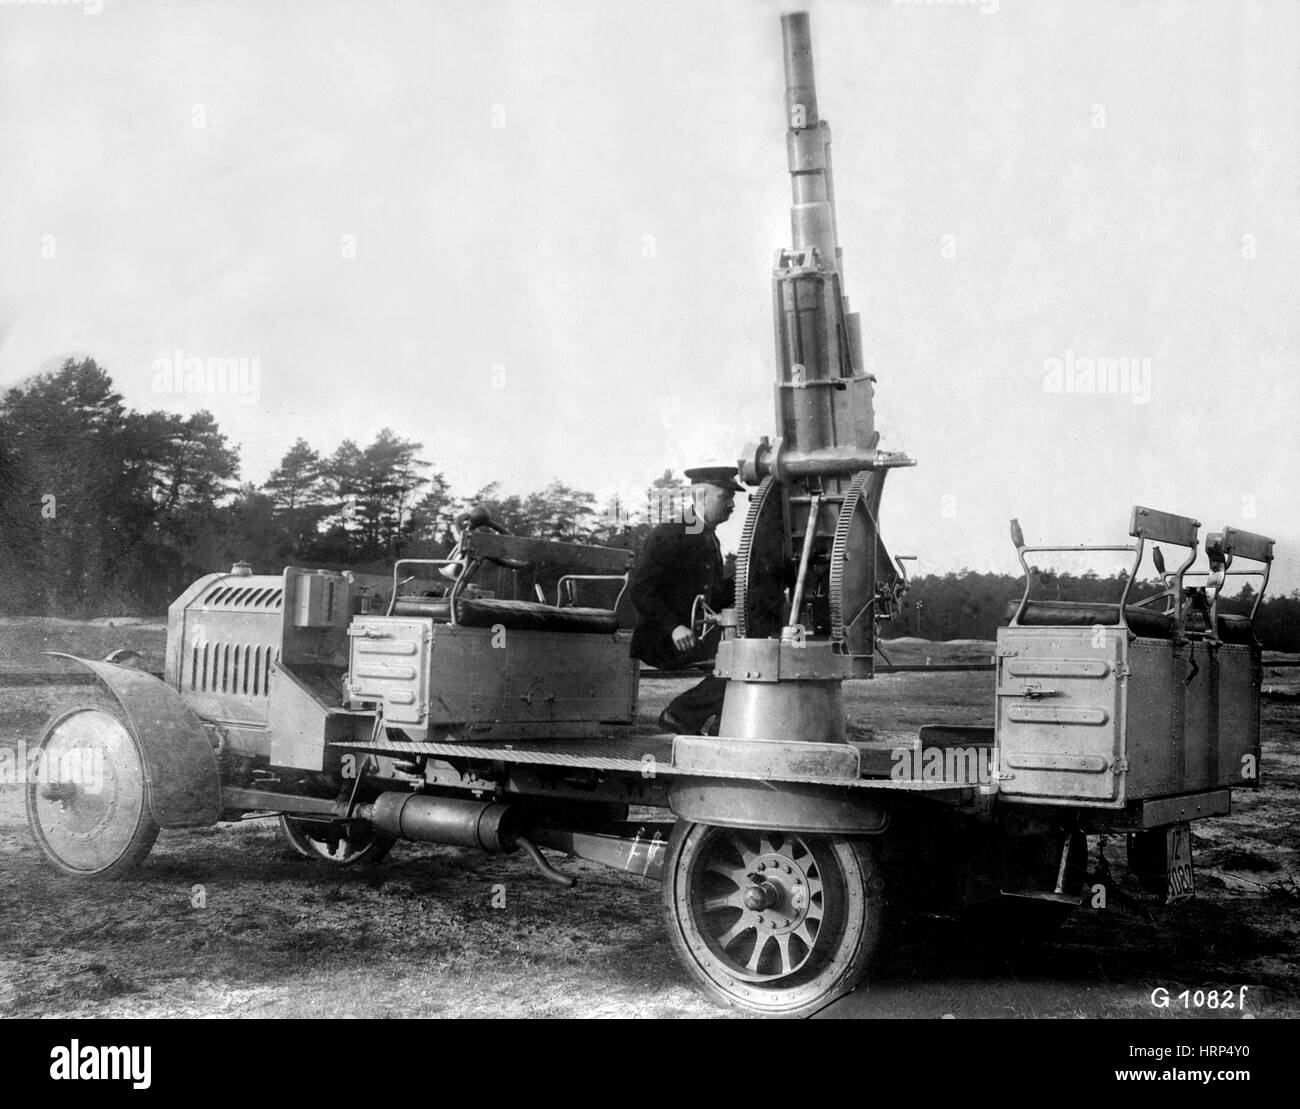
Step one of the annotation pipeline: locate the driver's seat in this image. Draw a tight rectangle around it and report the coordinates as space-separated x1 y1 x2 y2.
390 527 632 635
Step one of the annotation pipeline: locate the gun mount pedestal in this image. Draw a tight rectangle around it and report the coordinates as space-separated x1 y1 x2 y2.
715 639 865 745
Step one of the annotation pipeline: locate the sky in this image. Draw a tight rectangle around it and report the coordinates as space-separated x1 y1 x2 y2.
1 0 1297 592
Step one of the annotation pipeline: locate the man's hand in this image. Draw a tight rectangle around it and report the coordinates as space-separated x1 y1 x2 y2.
671 624 698 653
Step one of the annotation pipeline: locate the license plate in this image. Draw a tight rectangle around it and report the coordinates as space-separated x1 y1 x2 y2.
1166 822 1194 901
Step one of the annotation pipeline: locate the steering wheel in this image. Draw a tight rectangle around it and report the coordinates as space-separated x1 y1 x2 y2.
441 505 529 578
690 594 720 641
456 505 508 536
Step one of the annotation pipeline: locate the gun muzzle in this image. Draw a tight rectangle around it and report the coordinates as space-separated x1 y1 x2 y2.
781 11 819 128
781 12 838 267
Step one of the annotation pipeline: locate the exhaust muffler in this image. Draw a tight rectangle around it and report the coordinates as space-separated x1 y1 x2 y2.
354 792 578 886
358 792 513 852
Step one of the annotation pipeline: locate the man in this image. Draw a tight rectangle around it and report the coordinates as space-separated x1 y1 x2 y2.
630 465 742 734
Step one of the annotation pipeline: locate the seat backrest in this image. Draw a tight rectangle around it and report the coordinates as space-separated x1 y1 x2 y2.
1220 527 1274 566
1129 505 1200 548
461 532 633 575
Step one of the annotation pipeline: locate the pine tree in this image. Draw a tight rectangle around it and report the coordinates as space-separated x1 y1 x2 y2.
266 438 325 511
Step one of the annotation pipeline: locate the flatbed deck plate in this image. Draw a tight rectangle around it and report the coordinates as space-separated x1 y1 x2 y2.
334 733 973 792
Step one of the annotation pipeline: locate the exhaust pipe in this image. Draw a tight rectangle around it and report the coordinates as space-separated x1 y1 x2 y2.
356 792 579 887
358 793 513 852
354 792 579 886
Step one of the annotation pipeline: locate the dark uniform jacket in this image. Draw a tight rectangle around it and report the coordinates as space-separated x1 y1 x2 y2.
630 521 730 671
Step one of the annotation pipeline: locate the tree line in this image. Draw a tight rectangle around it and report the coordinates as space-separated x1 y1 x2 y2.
0 358 691 615
879 569 1300 652
1 357 1296 650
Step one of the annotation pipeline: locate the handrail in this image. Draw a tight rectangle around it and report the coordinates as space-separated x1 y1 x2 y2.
1202 527 1274 630
1220 526 1274 623
556 573 629 612
1007 535 1145 628
386 559 464 617
445 557 484 626
1007 508 1202 637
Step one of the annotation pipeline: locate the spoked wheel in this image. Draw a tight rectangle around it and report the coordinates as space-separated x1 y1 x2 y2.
25 704 159 878
662 821 884 1017
279 815 396 865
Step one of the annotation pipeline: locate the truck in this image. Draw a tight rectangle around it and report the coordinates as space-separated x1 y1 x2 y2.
23 12 1277 1018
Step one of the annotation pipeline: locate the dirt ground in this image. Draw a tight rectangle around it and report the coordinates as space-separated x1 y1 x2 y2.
1 622 1297 1019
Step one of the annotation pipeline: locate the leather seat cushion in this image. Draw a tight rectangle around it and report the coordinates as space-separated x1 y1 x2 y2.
1216 614 1256 645
391 598 452 619
393 596 618 634
1005 599 1175 639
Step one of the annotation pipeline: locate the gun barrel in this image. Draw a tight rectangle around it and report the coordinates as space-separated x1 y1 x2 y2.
781 12 837 266
743 10 878 486
781 12 819 128
734 11 909 665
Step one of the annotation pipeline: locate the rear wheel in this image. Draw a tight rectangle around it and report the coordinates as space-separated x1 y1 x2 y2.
279 815 395 865
25 704 159 878
662 822 884 1017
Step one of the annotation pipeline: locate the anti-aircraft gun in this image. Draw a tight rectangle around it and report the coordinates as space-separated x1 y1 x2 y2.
692 13 916 767
19 10 1278 1021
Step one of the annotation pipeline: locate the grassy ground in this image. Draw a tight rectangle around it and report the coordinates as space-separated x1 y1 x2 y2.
0 617 168 673
1 624 1296 1018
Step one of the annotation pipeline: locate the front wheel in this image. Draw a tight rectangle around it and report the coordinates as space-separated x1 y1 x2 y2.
26 704 159 878
662 822 884 1017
